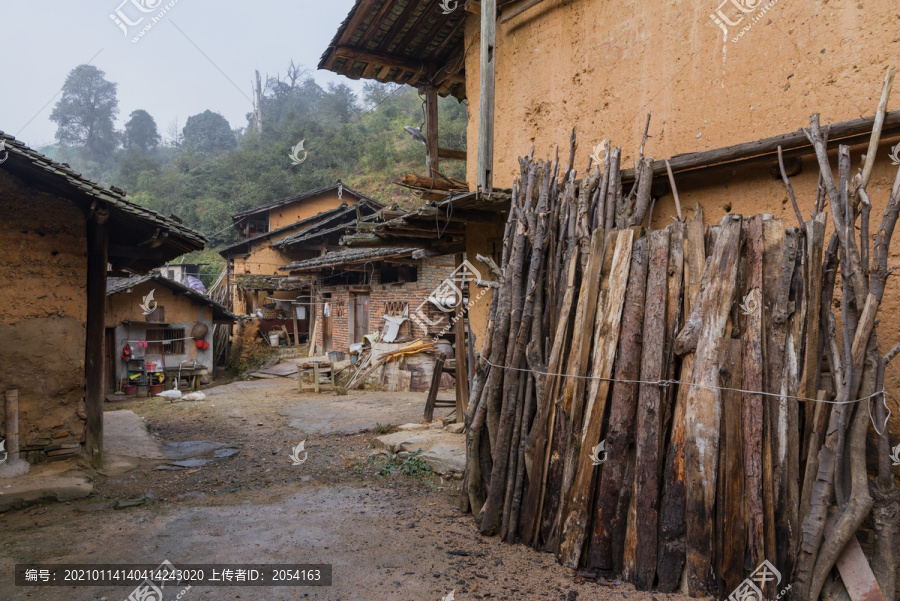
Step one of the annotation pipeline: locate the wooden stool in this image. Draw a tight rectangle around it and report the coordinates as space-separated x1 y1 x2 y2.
297 361 335 393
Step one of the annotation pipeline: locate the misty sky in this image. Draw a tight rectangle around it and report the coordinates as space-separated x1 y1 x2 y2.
0 1 362 148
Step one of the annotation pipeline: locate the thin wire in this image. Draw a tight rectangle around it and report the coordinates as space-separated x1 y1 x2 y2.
15 48 105 137
480 356 893 407
169 21 253 105
436 199 453 238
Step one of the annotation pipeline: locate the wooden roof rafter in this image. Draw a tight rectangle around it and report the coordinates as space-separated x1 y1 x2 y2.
320 0 468 99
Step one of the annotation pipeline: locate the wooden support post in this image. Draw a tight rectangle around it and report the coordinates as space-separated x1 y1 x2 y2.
424 353 446 422
425 84 440 179
313 363 320 394
4 389 19 463
292 302 301 347
308 282 318 357
454 255 470 422
476 0 496 192
85 208 109 468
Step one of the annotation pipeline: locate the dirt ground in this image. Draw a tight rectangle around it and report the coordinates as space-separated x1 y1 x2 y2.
0 378 700 601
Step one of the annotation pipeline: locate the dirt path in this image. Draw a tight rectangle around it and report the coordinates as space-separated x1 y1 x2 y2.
0 379 697 601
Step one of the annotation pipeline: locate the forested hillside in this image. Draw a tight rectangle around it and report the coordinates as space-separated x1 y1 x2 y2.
43 63 468 279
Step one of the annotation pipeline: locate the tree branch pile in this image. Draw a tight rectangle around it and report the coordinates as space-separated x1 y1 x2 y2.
461 100 900 600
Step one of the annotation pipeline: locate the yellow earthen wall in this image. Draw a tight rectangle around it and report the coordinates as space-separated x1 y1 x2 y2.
267 192 359 230
106 282 213 325
461 1 900 396
0 171 88 461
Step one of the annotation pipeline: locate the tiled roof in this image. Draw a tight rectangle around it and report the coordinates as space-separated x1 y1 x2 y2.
231 182 383 221
1 132 205 247
0 131 206 272
107 271 235 321
279 247 420 272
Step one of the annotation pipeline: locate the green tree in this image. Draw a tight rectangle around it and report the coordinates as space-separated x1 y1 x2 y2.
123 109 161 153
183 110 236 155
50 65 119 162
114 149 161 192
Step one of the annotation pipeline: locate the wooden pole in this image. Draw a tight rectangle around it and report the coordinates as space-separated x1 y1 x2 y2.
632 228 669 590
454 255 470 421
85 208 109 468
292 301 301 347
425 84 440 179
308 281 317 357
741 215 766 573
4 389 19 463
476 0 496 192
424 353 446 422
557 229 633 567
588 235 648 573
716 338 746 596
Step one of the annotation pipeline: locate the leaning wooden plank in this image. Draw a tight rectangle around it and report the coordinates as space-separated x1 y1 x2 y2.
760 217 786 575
555 229 607 540
798 392 829 530
835 534 887 601
660 223 685 459
424 354 447 422
588 236 649 573
631 227 670 590
800 217 826 403
520 253 579 546
684 214 742 597
780 228 805 582
716 338 746 596
556 228 634 568
767 223 799 579
741 215 766 572
657 206 705 592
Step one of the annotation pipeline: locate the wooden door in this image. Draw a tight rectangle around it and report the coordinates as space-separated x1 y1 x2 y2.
105 328 118 392
323 305 333 353
352 294 369 343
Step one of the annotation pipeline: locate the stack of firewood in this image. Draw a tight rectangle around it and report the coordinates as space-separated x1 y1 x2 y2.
462 76 900 601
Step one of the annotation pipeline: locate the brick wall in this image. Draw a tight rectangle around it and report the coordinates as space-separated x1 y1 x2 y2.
313 255 460 352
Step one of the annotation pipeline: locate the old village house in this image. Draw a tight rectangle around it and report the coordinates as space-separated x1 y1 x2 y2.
0 132 206 467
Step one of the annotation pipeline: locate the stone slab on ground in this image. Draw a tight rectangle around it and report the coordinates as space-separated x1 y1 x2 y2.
103 409 165 460
0 461 92 512
397 422 441 431
160 440 228 460
373 430 465 475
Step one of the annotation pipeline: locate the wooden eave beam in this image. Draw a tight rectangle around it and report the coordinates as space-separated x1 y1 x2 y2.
620 109 900 184
438 148 467 161
334 46 434 79
403 207 498 224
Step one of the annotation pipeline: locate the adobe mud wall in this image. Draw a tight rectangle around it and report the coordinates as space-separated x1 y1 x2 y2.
462 1 900 406
0 171 88 462
267 192 359 230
